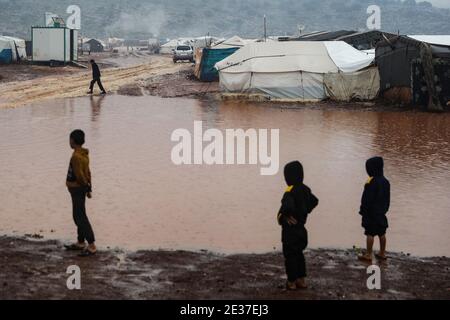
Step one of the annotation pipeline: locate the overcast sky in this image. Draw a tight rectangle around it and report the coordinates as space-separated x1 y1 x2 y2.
424 0 450 8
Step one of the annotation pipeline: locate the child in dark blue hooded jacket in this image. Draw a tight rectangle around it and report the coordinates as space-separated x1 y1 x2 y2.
278 161 319 290
358 157 390 262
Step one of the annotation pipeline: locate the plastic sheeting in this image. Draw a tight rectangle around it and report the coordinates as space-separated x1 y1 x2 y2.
1 36 26 60
324 41 375 73
216 41 339 74
0 38 14 63
211 36 256 49
0 36 27 63
219 71 326 101
160 39 190 54
216 41 377 101
219 72 252 92
216 41 374 74
324 67 380 102
197 47 240 81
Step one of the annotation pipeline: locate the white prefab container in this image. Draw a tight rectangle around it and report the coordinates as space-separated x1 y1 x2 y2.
32 27 78 63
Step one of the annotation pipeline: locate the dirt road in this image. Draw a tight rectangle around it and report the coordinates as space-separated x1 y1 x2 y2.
0 55 188 109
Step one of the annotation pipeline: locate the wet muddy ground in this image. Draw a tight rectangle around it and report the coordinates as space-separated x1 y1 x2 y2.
0 55 185 108
0 52 119 84
117 68 219 98
1 236 449 300
0 64 82 83
144 68 220 98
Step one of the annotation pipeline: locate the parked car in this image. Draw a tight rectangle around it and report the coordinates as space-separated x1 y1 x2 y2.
173 45 194 63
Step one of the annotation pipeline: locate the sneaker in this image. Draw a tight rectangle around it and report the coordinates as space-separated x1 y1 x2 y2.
286 281 297 291
64 243 86 251
358 253 373 262
87 91 93 95
295 278 308 289
100 91 107 95
375 253 387 261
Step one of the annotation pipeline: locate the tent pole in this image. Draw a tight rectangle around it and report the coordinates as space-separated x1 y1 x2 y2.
264 15 267 42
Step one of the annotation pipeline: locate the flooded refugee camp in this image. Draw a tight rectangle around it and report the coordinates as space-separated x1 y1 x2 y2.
0 0 450 307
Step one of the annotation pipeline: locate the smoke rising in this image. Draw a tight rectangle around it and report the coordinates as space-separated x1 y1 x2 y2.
105 5 167 38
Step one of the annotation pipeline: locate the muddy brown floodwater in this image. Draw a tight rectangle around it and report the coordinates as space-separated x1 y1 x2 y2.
0 95 449 257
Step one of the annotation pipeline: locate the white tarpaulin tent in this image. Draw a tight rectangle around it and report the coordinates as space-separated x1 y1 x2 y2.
215 41 376 101
0 36 27 63
1 36 26 60
324 41 375 73
160 38 191 54
0 36 17 63
324 68 380 102
211 36 256 49
190 36 220 50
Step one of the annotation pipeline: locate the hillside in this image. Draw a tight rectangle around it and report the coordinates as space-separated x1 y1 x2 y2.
1 0 449 40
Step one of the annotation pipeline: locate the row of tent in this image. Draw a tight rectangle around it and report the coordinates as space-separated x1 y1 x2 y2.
160 36 220 54
194 36 264 82
0 36 27 64
194 30 391 83
192 33 450 110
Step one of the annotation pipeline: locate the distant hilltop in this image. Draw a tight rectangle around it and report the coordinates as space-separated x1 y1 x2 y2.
0 0 449 39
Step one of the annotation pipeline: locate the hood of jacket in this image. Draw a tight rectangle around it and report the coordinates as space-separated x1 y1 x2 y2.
284 161 304 186
366 157 384 177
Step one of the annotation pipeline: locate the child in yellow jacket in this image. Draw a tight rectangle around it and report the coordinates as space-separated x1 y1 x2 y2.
65 130 97 257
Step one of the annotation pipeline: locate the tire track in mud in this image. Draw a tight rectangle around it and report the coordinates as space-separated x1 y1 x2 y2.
0 56 186 109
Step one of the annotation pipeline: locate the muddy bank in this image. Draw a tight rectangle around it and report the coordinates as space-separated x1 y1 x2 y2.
1 236 449 300
0 51 170 87
0 52 118 84
117 67 219 98
1 55 446 112
0 63 82 83
115 68 448 112
0 55 183 108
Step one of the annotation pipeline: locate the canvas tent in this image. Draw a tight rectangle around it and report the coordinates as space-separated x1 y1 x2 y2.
0 36 27 63
194 36 256 82
296 30 356 41
190 36 220 50
336 30 397 50
376 35 450 111
215 41 377 101
107 37 124 48
160 38 191 54
211 36 255 49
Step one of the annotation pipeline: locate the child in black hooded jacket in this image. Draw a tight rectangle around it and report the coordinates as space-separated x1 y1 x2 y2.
278 161 319 290
358 157 390 262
